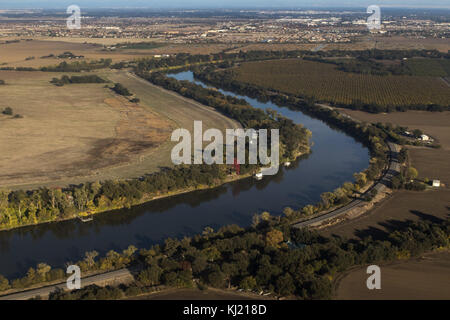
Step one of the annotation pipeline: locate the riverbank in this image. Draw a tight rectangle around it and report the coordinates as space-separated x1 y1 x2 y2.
0 67 364 280
0 148 310 233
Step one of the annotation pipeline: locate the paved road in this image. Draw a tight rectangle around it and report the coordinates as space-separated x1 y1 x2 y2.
0 268 134 300
293 141 400 228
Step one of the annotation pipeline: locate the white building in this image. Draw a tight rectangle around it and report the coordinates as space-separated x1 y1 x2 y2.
432 180 441 187
420 134 430 141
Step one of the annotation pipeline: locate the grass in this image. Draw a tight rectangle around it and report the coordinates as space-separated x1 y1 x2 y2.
0 69 241 190
0 70 174 189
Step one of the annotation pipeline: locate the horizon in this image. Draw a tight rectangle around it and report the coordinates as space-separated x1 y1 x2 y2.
1 0 450 10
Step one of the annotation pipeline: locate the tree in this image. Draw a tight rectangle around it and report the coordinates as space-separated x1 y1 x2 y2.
354 172 367 187
412 129 423 138
240 276 257 291
84 251 99 269
301 205 315 216
207 270 225 288
408 167 419 180
275 274 295 296
2 107 13 115
36 263 51 281
265 229 284 248
192 255 208 274
0 274 10 291
138 265 162 286
112 83 132 96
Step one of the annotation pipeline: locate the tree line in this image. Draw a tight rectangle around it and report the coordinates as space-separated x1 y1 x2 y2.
50 75 107 86
5 216 448 300
0 73 310 231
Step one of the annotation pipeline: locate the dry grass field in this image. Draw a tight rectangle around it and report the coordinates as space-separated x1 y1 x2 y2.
0 39 235 69
328 36 450 52
0 69 240 190
0 39 161 68
0 70 173 188
334 250 450 300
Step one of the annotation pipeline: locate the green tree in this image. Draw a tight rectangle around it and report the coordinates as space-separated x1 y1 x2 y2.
275 274 295 296
408 167 419 180
240 276 257 291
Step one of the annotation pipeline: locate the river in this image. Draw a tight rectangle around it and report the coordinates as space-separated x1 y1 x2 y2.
0 71 369 279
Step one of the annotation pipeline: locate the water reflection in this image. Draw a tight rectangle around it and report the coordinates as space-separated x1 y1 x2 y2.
0 72 369 279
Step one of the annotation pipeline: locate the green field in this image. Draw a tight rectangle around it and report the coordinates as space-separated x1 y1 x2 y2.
404 58 450 77
232 59 450 108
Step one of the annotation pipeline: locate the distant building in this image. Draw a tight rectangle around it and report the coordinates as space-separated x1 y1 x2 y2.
420 134 430 141
432 180 441 187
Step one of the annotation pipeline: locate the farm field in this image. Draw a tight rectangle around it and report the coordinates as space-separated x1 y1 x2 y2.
334 250 450 300
321 110 449 241
0 69 240 190
232 59 450 108
337 109 450 185
0 70 173 189
0 39 235 69
328 35 450 52
322 189 450 240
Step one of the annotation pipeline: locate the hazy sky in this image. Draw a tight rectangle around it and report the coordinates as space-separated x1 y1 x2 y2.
1 0 449 9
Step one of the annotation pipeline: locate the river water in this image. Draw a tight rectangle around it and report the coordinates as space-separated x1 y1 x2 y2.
0 71 369 279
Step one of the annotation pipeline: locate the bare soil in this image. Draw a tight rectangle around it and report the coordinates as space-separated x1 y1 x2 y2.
322 189 450 240
334 250 450 300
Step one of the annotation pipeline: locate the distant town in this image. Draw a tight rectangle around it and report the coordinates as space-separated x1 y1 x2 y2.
0 9 448 44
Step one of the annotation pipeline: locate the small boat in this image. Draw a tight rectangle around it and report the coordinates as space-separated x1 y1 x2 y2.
79 216 94 223
254 172 263 180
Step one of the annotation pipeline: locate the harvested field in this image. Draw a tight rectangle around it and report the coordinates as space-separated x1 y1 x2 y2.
322 189 450 240
0 70 173 188
335 250 450 300
0 69 240 190
328 36 450 52
0 39 233 69
233 59 450 107
0 39 158 68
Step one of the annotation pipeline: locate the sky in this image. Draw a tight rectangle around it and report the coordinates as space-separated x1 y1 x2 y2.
0 0 448 9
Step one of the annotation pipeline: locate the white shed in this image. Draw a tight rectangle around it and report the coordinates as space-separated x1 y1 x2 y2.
432 180 441 187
